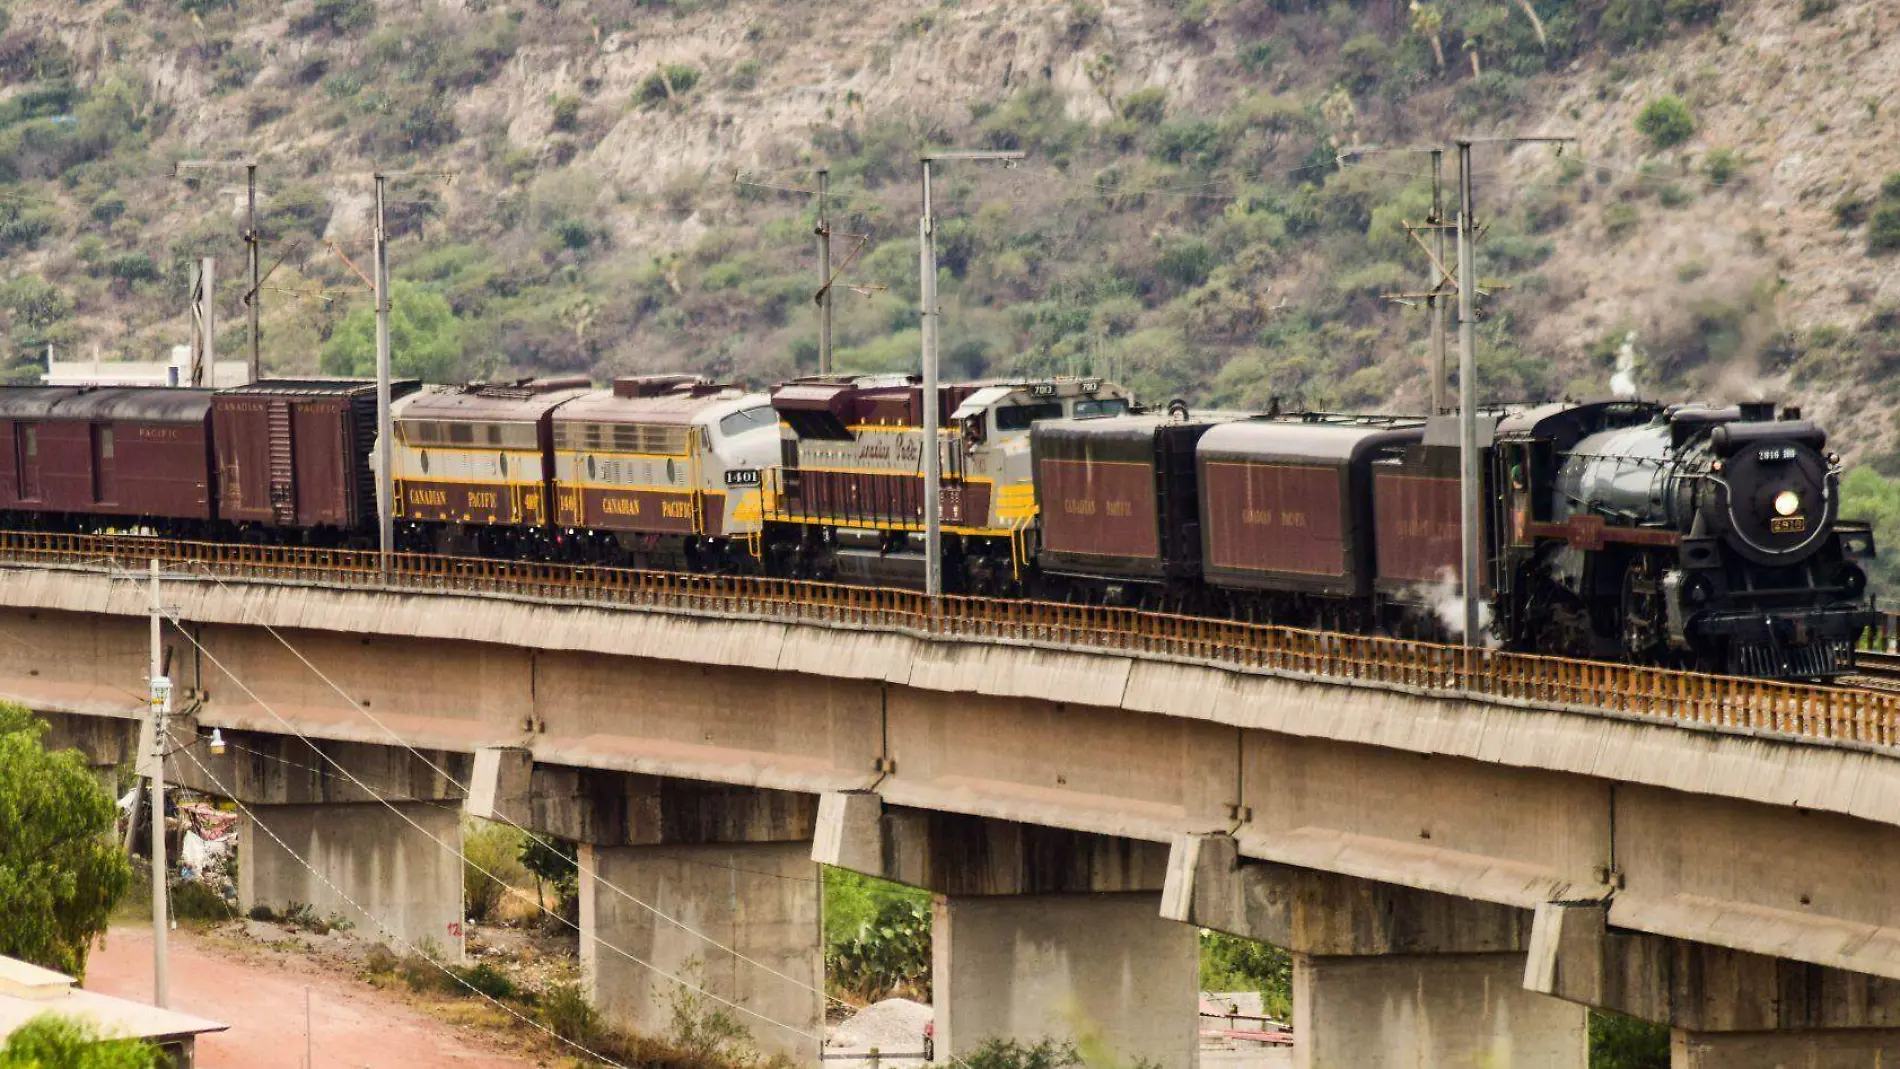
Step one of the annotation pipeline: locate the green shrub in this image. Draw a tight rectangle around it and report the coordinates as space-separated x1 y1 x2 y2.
1600 0 1665 50
1119 87 1168 125
1603 202 1641 241
104 252 159 284
1201 931 1291 1017
1836 193 1871 228
1881 173 1900 201
462 819 527 924
295 0 374 34
727 58 761 90
540 982 600 1045
1657 183 1692 208
1798 0 1839 18
1702 148 1741 188
1236 39 1274 75
1589 1011 1669 1069
1868 205 1900 254
637 65 700 106
962 1038 1082 1069
549 94 581 132
1635 95 1694 149
1155 236 1215 287
450 962 517 1000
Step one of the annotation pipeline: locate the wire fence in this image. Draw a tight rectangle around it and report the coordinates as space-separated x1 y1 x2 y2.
2 530 1896 749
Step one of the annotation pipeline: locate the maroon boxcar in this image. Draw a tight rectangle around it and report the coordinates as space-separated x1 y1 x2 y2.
1032 414 1219 583
212 379 417 535
1198 419 1422 598
0 387 215 525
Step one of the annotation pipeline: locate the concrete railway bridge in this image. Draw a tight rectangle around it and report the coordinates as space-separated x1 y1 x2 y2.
5 533 1900 1068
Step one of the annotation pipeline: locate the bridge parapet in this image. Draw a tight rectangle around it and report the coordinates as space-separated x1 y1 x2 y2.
0 531 1893 751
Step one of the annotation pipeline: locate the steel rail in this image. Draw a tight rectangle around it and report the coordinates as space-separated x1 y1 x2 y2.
0 530 1895 749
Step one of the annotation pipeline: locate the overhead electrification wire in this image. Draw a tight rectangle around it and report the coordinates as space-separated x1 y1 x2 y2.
180 562 846 1006
145 593 828 1040
169 739 636 1068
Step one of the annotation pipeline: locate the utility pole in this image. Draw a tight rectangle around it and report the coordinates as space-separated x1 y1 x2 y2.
917 150 1023 600
246 163 259 384
373 173 393 581
816 169 833 376
1347 135 1574 647
369 169 454 580
1429 150 1449 415
1455 139 1481 649
146 559 171 1009
175 160 260 383
188 258 215 388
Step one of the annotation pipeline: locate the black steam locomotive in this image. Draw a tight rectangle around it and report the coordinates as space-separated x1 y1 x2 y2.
1492 400 1873 676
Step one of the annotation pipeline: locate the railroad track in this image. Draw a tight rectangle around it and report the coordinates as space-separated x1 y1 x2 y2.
1846 648 1900 692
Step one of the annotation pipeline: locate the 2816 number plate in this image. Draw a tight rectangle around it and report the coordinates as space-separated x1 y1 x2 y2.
1771 515 1807 534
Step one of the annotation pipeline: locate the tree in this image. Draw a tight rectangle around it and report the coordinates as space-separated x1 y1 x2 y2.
0 704 133 979
0 1016 160 1069
1589 1011 1669 1069
319 280 467 382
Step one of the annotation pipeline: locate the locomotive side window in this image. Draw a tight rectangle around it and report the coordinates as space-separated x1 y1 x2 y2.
1073 398 1130 420
995 402 1064 432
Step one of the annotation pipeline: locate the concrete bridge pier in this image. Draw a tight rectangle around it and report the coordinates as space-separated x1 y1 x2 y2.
167 731 471 955
470 749 823 1060
1165 833 1588 1068
816 791 1200 1069
1529 901 1900 1069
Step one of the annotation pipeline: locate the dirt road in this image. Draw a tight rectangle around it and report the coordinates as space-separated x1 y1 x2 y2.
85 925 549 1068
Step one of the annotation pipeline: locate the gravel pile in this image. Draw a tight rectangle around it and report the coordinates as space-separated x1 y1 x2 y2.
827 998 933 1060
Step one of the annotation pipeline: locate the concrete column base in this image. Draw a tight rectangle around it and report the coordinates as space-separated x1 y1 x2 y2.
1294 951 1586 1069
237 800 463 957
1673 1028 1900 1068
934 892 1199 1069
578 842 821 1062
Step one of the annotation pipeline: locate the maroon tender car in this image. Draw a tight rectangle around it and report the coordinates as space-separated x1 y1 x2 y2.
1032 413 1221 586
0 386 215 528
212 379 417 537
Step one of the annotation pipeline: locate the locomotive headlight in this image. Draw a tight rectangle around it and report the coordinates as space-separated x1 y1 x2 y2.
1773 489 1801 517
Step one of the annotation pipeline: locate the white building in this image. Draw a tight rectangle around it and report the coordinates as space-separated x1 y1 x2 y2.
44 345 252 388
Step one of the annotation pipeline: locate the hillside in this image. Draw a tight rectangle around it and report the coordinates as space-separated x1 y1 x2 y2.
3 0 1899 463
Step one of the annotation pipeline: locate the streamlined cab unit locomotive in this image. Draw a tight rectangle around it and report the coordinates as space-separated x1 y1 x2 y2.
1493 399 1874 677
549 374 778 570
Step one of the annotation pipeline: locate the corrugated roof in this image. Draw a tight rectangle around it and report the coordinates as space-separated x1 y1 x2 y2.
217 378 421 399
555 388 761 426
398 384 591 422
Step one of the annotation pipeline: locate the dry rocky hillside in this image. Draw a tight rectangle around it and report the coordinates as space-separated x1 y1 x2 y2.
2 0 1899 459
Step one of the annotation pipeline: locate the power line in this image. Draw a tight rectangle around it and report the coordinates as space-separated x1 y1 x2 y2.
179 561 844 1007
169 740 634 1068
151 605 826 1041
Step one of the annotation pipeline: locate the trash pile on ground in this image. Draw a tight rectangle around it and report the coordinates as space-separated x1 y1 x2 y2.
825 997 932 1061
